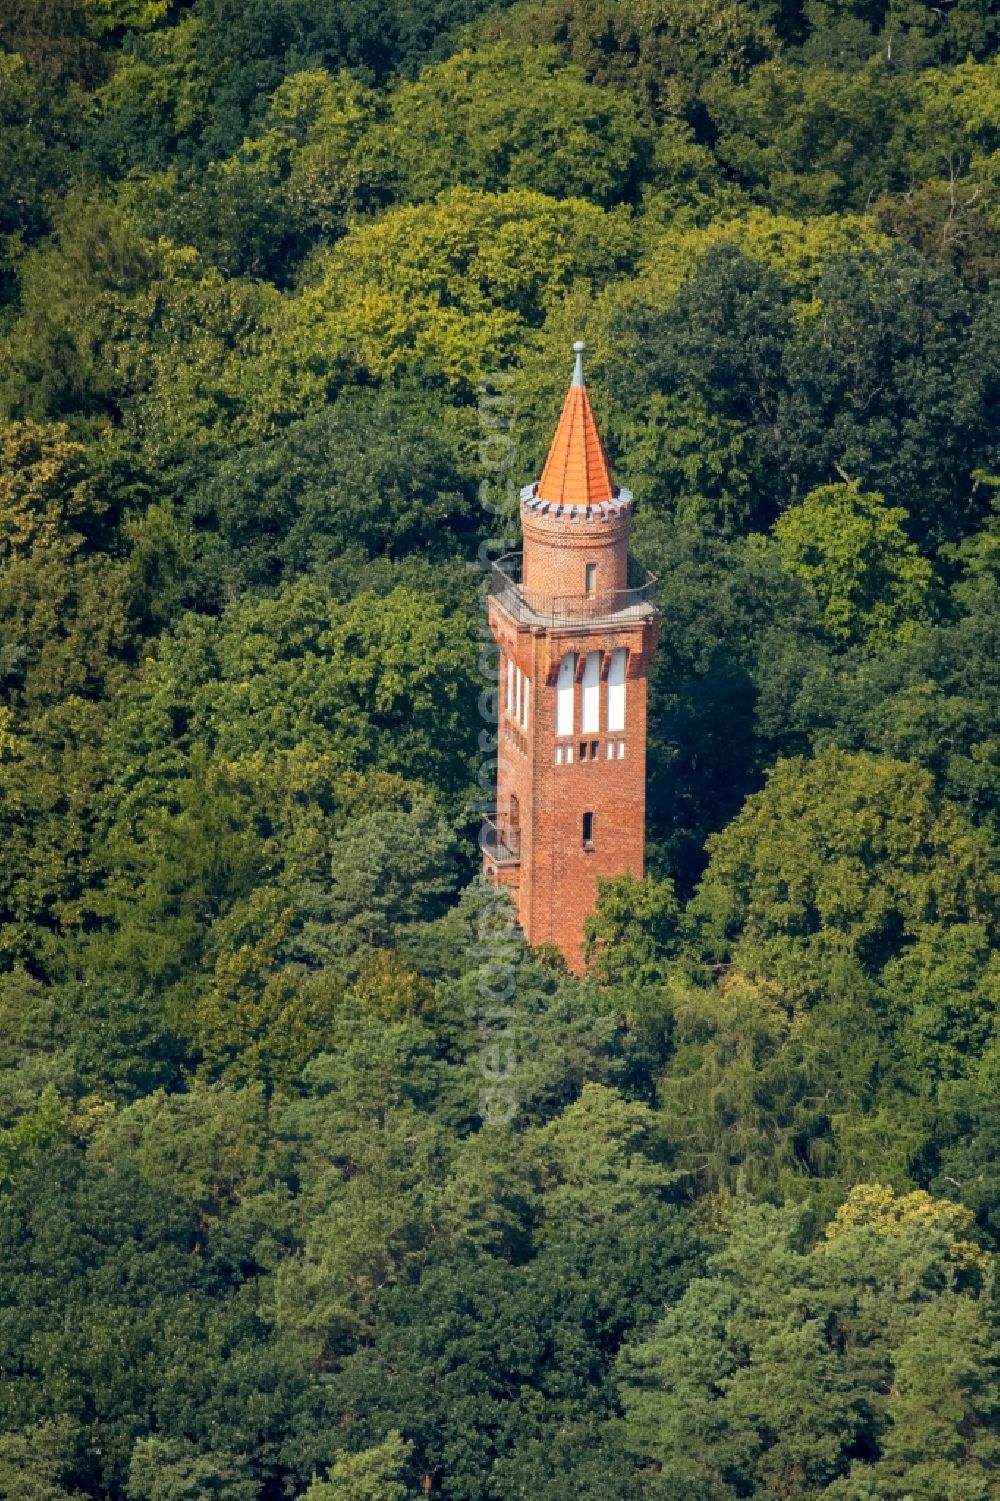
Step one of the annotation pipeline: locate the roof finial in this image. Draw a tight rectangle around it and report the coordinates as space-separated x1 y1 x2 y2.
572 340 586 387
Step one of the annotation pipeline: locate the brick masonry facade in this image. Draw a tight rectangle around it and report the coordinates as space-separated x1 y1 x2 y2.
520 501 632 598
485 351 660 972
488 597 658 973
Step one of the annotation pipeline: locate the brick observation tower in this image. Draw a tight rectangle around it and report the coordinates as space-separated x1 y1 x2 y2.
483 342 660 973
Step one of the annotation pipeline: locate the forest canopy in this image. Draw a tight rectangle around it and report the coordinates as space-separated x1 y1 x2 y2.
2 0 1000 1497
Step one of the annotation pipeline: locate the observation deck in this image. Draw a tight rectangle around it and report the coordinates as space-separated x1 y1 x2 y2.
480 814 521 878
489 551 658 631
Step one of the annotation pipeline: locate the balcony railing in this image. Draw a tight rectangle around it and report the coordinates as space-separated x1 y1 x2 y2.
490 552 658 629
480 815 521 867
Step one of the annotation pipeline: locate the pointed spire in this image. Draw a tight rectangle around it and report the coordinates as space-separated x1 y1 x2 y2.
538 342 615 509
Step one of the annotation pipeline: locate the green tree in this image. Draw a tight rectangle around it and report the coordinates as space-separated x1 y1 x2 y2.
372 44 650 206
780 245 989 549
126 1438 257 1501
799 0 1000 69
0 51 81 285
0 1144 305 1496
492 0 775 120
0 193 157 423
0 419 102 562
88 1080 268 1228
100 579 478 797
584 871 680 988
303 1434 412 1501
83 17 214 175
604 243 794 531
618 1188 997 1501
329 1204 698 1501
0 419 129 707
773 481 932 647
131 69 386 281
620 521 819 887
872 176 1000 292
0 1421 83 1501
195 384 476 585
607 234 993 552
0 0 104 88
264 187 635 403
273 1017 449 1361
703 58 903 215
658 746 1000 1202
692 746 1000 989
327 802 461 954
84 0 171 33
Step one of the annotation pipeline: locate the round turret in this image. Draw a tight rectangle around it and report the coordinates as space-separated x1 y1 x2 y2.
520 343 632 599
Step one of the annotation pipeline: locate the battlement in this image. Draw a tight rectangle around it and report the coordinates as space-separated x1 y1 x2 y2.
519 481 634 527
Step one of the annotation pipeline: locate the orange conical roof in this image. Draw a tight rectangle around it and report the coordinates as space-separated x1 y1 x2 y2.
537 342 615 508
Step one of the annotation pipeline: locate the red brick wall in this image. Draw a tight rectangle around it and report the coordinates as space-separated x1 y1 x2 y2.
521 506 631 598
489 599 658 975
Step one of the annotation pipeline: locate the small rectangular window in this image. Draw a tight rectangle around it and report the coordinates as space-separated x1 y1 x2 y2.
522 676 530 729
566 745 574 764
582 811 594 848
506 657 514 713
555 745 563 765
579 741 587 761
591 741 599 760
606 741 614 760
514 666 521 723
585 563 597 594
617 740 625 759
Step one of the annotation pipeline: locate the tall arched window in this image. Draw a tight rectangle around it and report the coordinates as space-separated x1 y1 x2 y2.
608 648 626 731
556 653 575 737
582 651 600 733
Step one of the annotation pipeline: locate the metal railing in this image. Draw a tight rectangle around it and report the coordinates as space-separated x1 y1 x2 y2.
490 552 658 628
480 815 521 867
